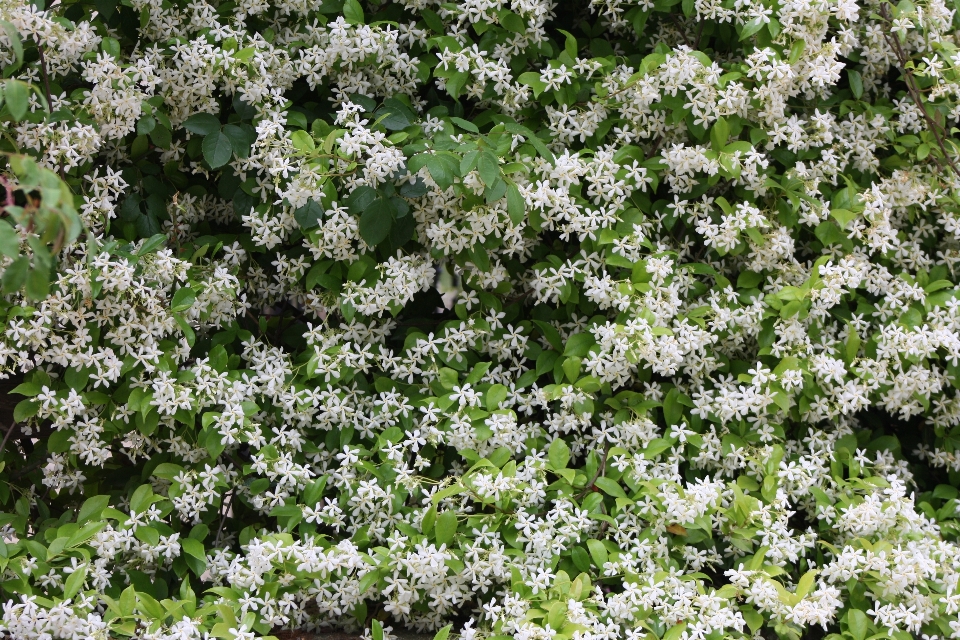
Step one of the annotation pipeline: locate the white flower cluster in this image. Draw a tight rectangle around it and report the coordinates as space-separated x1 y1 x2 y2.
1 0 960 639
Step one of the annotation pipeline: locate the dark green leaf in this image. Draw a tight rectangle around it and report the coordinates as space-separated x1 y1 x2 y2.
358 198 395 246
202 131 233 168
183 113 221 136
295 199 324 229
450 117 478 133
2 255 28 293
477 151 499 185
346 185 377 214
848 69 863 99
506 183 525 225
222 124 256 159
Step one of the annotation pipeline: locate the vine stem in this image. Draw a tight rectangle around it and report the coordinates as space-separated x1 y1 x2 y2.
0 421 16 456
35 44 64 180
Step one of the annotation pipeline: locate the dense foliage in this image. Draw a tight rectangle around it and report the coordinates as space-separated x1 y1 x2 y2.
1 0 960 638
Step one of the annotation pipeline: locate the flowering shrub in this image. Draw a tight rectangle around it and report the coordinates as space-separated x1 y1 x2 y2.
2 0 960 638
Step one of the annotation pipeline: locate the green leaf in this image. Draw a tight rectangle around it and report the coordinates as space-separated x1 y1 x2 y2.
499 10 525 33
343 0 364 24
137 233 168 256
66 521 107 549
77 495 110 524
358 568 381 594
643 438 673 459
130 484 155 513
548 438 570 469
739 17 765 40
830 208 857 228
24 265 50 301
63 563 87 599
439 368 459 389
741 606 763 633
347 185 377 214
5 79 28 121
409 153 456 190
358 198 395 246
477 151 500 185
202 131 234 168
710 117 729 150
0 219 19 258
119 585 136 616
295 199 324 229
460 149 480 176
663 387 682 425
795 570 817 599
2 255 28 293
562 356 581 382
421 505 436 534
290 130 315 153
563 333 594 357
586 539 607 567
171 286 196 312
517 71 548 98
433 624 453 640
205 427 225 460
663 622 687 640
443 71 469 100
848 69 863 99
136 115 156 135
172 312 196 348
221 124 256 158
431 483 466 505
435 510 457 545
181 537 207 575
183 113 221 136
737 270 763 289
788 39 806 64
593 476 628 499
506 183 525 225
847 609 868 640
450 117 479 133
376 98 415 130
486 383 507 409
533 320 564 352
13 398 38 422
557 28 578 59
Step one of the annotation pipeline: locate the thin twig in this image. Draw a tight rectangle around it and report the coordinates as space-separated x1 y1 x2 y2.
35 45 63 180
214 488 235 547
0 421 16 456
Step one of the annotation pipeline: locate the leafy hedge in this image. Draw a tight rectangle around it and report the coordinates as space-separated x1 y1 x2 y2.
1 0 960 639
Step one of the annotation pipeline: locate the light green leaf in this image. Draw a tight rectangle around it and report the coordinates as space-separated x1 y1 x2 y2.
343 0 364 24
5 79 28 120
63 563 87 599
548 438 570 470
435 510 457 545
